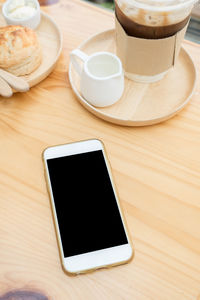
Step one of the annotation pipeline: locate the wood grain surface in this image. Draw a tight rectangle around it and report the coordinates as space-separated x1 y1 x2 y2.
0 0 200 299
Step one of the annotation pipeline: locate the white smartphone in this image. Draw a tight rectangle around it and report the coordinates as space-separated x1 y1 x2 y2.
43 139 133 274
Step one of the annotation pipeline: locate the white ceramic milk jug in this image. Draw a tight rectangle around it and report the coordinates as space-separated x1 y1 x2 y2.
70 49 124 107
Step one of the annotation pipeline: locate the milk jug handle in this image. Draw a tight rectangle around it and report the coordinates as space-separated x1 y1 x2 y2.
70 49 89 76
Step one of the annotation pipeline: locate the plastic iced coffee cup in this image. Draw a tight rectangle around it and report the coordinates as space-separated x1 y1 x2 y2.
115 0 199 83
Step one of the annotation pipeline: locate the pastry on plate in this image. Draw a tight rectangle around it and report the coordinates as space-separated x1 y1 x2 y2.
0 25 42 76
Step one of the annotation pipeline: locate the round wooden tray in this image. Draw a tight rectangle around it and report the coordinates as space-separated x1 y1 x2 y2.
69 29 196 126
0 11 62 89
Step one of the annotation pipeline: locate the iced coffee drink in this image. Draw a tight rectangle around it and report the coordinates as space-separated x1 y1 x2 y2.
115 0 198 82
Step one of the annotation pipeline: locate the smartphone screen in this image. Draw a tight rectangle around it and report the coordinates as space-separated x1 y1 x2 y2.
46 149 128 258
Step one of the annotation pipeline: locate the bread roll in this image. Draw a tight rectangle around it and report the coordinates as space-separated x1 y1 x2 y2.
0 25 42 76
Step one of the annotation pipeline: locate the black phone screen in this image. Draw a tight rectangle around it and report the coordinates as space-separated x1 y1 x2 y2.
47 150 128 258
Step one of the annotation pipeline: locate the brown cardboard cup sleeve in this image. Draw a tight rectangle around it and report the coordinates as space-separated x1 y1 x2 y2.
115 17 188 76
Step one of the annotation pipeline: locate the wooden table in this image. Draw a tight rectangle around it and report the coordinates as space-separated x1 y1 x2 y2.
0 0 200 299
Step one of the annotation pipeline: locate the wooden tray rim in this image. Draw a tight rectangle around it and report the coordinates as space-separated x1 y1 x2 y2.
28 11 63 87
0 9 63 88
69 29 197 127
